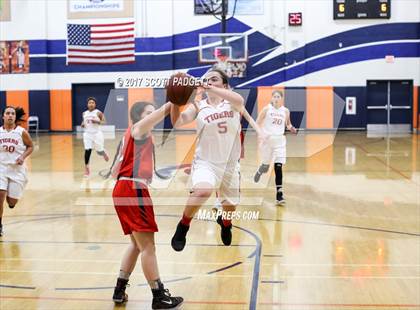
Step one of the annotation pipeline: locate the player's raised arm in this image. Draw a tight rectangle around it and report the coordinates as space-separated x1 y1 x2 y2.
204 85 244 111
170 102 198 128
131 102 172 139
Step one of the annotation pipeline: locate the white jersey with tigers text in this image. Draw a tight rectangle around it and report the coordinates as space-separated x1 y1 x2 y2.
262 104 287 136
194 99 241 164
0 126 26 165
83 109 101 134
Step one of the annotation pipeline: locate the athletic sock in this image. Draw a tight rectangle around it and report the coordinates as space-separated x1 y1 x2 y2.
274 163 283 192
84 149 92 165
118 270 130 280
222 219 232 227
180 213 192 226
149 278 164 291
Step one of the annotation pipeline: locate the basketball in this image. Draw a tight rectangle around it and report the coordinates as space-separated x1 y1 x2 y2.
166 72 197 106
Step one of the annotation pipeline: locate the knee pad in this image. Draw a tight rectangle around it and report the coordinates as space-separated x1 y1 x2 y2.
274 163 282 170
96 151 105 156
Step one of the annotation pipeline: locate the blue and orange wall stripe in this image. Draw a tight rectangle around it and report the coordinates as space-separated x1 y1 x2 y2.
0 91 6 113
50 90 72 131
0 86 419 131
6 90 29 129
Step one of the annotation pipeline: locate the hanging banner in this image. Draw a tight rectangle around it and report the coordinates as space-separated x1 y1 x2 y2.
0 40 30 74
69 0 124 13
68 0 133 19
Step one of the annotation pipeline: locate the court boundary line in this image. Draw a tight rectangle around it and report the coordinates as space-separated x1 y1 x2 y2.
5 212 418 237
258 217 420 237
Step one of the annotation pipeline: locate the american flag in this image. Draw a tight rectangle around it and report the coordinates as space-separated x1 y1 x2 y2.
67 21 135 64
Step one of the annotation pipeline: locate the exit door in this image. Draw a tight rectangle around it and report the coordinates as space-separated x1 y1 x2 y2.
366 80 412 132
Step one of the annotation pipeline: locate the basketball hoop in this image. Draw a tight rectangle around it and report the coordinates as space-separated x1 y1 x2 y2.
213 54 232 77
200 34 248 78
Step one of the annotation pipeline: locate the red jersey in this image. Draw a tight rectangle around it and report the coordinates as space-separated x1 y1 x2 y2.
115 128 154 181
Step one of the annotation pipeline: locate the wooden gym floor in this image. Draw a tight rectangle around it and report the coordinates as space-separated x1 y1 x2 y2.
0 131 419 310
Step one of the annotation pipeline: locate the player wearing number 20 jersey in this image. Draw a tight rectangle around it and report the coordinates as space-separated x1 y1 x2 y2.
0 125 28 196
260 103 287 164
254 90 297 205
0 106 34 236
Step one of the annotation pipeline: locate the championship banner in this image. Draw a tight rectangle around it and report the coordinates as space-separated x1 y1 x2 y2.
68 0 133 19
69 0 123 13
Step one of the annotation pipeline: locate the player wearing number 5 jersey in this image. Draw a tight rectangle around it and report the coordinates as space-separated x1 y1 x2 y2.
0 107 33 236
170 69 244 251
253 90 297 205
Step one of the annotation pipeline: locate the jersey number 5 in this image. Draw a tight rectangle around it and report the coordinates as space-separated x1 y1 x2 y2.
217 121 227 134
2 145 15 153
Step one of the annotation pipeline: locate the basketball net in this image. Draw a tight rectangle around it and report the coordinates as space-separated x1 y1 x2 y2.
213 55 233 78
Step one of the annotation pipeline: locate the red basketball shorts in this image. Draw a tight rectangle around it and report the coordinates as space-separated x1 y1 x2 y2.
112 179 158 234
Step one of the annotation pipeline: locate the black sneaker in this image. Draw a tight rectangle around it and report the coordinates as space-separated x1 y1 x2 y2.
254 171 262 183
112 278 129 304
216 216 232 246
171 221 189 252
152 288 184 309
0 224 3 237
276 191 285 205
8 204 15 209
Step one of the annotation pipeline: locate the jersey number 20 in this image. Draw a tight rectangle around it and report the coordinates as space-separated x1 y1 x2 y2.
2 145 15 153
272 118 283 125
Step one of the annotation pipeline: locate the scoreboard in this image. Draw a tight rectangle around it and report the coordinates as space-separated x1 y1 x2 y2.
334 0 391 19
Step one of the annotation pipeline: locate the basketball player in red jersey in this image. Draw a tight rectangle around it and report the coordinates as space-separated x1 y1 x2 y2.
111 101 183 309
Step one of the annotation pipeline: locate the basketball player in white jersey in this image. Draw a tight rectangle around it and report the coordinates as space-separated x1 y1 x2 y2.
254 90 297 204
0 107 33 236
81 97 109 177
170 69 244 251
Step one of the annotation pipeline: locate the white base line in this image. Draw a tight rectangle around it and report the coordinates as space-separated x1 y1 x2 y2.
1 258 419 268
0 258 257 265
261 263 420 267
0 270 252 277
1 270 419 280
74 197 264 206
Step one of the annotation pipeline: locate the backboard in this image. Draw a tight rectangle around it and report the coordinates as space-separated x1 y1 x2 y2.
198 33 248 63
